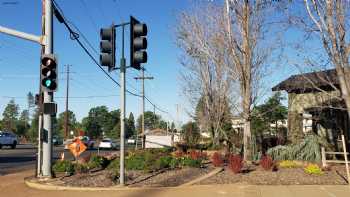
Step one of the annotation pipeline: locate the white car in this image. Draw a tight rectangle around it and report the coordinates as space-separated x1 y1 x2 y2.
98 139 117 149
0 131 18 149
127 138 136 144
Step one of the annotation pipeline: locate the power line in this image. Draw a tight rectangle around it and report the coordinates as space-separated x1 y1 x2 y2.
78 0 99 32
52 0 170 115
52 0 141 98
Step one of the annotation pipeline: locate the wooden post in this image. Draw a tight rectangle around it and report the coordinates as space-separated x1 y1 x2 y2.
321 147 327 168
341 135 350 187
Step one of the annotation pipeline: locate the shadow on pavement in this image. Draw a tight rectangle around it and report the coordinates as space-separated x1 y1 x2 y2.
0 156 35 163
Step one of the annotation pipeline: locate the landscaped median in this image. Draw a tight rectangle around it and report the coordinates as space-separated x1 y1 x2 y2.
24 147 350 191
25 148 223 190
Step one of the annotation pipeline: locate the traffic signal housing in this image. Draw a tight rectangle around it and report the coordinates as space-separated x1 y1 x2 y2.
100 24 116 72
41 54 58 92
130 16 147 70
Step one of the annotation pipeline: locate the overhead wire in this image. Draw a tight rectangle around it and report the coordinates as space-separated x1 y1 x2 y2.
52 0 170 115
52 0 141 98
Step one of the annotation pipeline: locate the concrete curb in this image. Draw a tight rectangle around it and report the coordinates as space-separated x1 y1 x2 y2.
24 178 175 191
24 167 224 191
23 177 350 192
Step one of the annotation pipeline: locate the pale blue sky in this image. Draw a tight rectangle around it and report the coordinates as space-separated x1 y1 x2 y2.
0 0 313 124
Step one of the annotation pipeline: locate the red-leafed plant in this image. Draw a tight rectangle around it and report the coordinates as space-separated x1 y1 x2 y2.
211 152 223 167
174 150 185 158
189 150 201 160
260 155 274 170
228 154 243 173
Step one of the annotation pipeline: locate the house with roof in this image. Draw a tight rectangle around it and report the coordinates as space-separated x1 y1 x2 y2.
272 69 349 150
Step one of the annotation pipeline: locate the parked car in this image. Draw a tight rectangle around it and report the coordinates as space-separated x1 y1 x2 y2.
98 138 117 150
0 131 18 149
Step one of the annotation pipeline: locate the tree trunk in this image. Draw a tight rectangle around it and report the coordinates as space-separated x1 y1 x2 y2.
243 119 252 161
335 67 350 120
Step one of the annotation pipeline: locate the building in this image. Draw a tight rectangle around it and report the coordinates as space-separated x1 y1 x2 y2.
145 128 180 148
272 69 349 150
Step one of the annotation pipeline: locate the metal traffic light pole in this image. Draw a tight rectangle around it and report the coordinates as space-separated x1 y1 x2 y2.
0 0 54 178
114 22 129 186
108 17 147 185
41 0 54 178
120 24 126 186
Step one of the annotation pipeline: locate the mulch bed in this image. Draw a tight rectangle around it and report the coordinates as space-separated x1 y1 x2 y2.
57 165 214 187
197 164 349 185
129 166 214 187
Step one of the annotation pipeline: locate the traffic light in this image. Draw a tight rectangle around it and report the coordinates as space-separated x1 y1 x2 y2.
100 24 116 72
41 54 58 92
130 16 147 70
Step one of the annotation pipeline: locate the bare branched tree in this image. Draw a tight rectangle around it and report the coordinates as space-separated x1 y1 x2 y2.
176 4 236 147
177 1 281 160
224 0 281 160
300 0 350 117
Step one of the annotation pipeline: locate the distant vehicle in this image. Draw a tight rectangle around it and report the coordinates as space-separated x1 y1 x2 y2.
63 136 95 149
52 135 63 145
98 138 117 150
79 136 95 149
0 131 18 149
127 138 136 144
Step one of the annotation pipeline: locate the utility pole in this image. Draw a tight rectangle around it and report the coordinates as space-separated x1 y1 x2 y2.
135 69 153 149
153 104 156 128
64 65 71 139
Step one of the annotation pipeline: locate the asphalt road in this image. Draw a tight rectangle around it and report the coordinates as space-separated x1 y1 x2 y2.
0 144 118 176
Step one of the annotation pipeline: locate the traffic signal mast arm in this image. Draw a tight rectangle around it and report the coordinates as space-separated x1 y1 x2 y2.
0 25 43 44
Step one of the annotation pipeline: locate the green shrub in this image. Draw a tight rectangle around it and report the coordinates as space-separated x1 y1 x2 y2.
279 160 300 168
125 153 146 171
304 164 323 175
107 158 120 171
267 134 329 162
155 156 173 170
126 149 172 172
52 160 75 175
74 163 89 174
181 157 202 168
88 155 109 169
169 158 181 169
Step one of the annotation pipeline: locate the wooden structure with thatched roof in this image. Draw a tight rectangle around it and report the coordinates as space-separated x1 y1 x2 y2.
272 69 349 150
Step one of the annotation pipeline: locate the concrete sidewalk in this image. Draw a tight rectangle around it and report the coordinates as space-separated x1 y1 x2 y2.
1 170 350 197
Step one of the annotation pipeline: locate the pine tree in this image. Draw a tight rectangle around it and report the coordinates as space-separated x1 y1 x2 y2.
126 112 136 138
2 99 19 132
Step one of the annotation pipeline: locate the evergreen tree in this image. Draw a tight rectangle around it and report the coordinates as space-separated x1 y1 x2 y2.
126 112 136 138
57 110 77 138
27 108 39 143
2 99 19 132
136 111 162 132
16 110 30 137
27 92 35 121
251 92 288 135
